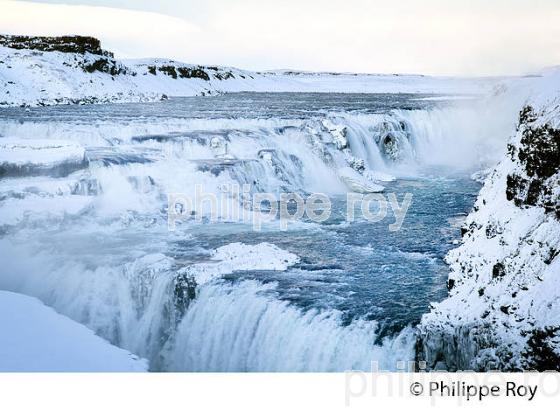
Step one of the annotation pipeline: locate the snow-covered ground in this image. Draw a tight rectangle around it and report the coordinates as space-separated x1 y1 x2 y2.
0 290 147 371
0 38 505 107
418 68 560 371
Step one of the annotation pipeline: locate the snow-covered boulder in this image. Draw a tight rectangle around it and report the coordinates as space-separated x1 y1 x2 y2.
0 290 147 371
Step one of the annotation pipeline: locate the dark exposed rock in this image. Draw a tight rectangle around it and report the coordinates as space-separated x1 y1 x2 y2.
213 71 234 80
173 274 197 320
521 326 560 371
461 221 482 238
178 67 210 81
447 279 455 291
506 106 560 217
202 66 233 76
492 262 505 279
506 174 527 203
83 58 127 76
519 124 559 179
507 143 517 159
544 247 559 265
0 35 113 57
519 105 538 125
147 65 212 81
158 65 178 79
485 221 503 239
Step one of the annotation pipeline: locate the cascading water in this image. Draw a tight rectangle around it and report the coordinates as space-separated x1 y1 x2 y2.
163 280 416 372
0 93 512 371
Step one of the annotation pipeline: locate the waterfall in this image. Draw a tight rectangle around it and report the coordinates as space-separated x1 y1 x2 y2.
164 280 416 371
0 239 416 371
0 98 514 371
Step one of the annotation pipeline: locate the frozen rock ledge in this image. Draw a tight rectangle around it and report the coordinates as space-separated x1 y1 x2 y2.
0 290 148 371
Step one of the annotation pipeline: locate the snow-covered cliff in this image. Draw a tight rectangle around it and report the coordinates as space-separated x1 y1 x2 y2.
0 35 268 106
0 35 499 107
418 71 560 371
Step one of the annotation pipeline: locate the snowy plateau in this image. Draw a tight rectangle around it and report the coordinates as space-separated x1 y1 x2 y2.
0 35 499 107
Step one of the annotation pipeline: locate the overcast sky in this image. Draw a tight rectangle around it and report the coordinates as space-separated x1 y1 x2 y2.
1 0 560 76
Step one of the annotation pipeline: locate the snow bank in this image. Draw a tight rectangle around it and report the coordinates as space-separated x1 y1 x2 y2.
417 69 560 371
179 242 300 285
0 290 147 371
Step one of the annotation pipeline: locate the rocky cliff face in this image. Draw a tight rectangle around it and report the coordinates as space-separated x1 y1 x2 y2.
418 90 560 370
0 35 113 57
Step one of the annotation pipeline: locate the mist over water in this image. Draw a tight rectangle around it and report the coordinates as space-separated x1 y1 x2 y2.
0 93 509 371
